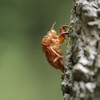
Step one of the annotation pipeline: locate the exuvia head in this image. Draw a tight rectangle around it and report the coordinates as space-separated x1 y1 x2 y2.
60 25 69 33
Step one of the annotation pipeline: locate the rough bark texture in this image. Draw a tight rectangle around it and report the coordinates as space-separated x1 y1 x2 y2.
61 0 100 100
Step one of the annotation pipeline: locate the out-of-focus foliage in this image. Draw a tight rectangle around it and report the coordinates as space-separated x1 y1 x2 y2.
0 0 73 100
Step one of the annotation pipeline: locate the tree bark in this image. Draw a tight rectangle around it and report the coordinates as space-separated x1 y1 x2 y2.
61 0 100 100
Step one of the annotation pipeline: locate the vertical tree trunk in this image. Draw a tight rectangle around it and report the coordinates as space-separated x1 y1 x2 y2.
61 0 100 100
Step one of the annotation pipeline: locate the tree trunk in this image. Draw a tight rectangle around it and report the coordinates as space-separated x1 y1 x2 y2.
61 0 100 100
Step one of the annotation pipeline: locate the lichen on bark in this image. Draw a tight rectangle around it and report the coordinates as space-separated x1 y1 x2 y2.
61 0 100 100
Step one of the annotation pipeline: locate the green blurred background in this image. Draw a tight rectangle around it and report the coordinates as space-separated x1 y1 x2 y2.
0 0 73 100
